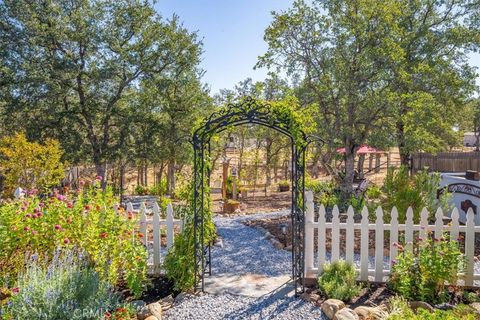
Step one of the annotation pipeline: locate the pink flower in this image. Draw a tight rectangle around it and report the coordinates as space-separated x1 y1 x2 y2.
84 205 91 211
25 214 32 218
67 202 73 209
32 214 37 219
31 230 38 235
36 212 42 218
96 176 103 181
11 288 19 294
392 259 397 265
54 225 62 230
39 202 45 208
79 180 85 186
24 226 30 232
64 238 70 244
57 194 64 201
33 208 39 213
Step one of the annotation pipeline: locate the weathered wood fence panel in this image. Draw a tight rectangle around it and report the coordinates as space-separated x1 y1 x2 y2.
412 152 480 172
304 191 480 286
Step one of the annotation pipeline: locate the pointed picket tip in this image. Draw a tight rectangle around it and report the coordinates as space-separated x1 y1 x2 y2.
332 205 340 216
152 202 161 219
406 207 414 221
390 206 398 221
435 207 444 220
347 206 354 219
467 208 475 223
420 207 429 221
375 206 384 221
305 190 314 202
319 203 326 213
167 203 174 219
361 206 369 222
451 207 459 222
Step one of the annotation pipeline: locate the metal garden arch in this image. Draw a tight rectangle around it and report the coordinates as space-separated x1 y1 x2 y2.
192 97 310 295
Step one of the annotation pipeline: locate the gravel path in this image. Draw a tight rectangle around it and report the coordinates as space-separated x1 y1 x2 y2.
164 210 326 320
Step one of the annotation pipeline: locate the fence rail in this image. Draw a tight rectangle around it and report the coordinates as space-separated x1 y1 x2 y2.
125 201 183 274
304 191 480 286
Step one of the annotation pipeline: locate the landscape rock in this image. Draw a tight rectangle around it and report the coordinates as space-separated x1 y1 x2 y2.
334 308 359 320
353 306 377 319
147 302 162 319
130 299 146 310
158 294 175 311
322 299 346 319
137 306 151 320
470 302 480 314
409 301 434 312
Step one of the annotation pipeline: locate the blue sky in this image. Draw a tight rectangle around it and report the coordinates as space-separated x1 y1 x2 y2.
155 1 480 95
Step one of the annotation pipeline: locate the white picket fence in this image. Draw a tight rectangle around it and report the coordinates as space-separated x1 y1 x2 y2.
125 201 183 274
304 191 480 286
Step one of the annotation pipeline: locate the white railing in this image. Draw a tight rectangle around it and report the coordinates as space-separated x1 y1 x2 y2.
125 202 183 274
304 191 480 286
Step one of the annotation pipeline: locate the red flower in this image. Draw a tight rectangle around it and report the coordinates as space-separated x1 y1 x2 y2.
100 232 108 239
67 202 73 209
84 205 91 211
24 226 30 232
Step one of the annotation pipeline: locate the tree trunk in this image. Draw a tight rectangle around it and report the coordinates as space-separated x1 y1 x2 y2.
396 120 410 165
341 139 355 198
357 154 365 179
166 160 176 195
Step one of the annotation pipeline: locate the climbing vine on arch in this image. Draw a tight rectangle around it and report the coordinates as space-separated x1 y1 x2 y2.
165 96 311 293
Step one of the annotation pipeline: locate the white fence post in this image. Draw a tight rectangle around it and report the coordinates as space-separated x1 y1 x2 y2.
332 205 340 262
450 208 459 241
465 208 475 287
318 204 326 273
390 207 398 267
152 202 161 274
375 207 384 282
434 207 444 240
345 206 354 264
305 191 314 277
360 206 369 281
405 207 414 252
139 203 147 246
166 203 175 250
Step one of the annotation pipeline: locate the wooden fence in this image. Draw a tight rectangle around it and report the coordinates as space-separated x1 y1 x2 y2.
125 201 183 274
412 152 480 173
304 191 480 286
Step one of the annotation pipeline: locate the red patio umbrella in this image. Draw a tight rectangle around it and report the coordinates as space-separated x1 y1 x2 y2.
336 145 380 154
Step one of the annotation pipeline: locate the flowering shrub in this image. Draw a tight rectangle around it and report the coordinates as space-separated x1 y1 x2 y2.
0 182 147 297
0 250 122 320
389 234 464 303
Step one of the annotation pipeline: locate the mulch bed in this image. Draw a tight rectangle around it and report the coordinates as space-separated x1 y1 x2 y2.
244 216 480 256
302 282 395 309
120 275 179 304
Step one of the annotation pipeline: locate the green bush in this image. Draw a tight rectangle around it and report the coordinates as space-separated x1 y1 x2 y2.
163 181 216 291
317 260 362 302
134 185 149 195
389 235 463 303
149 180 167 197
1 251 122 320
0 133 65 196
382 166 452 222
385 297 476 320
0 184 147 297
